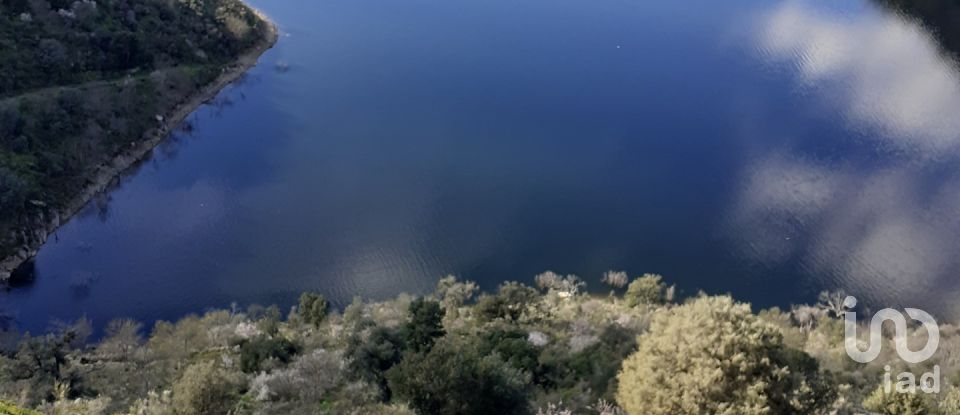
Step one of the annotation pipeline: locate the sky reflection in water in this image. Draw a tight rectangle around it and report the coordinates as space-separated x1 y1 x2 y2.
730 0 960 318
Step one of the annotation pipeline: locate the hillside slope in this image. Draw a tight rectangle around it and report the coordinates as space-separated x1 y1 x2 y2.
0 273 954 414
0 0 277 279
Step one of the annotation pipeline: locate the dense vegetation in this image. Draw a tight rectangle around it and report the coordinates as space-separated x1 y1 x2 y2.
0 272 956 415
0 0 265 96
0 0 271 260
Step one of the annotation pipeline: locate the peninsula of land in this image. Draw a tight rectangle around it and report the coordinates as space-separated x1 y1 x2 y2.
0 0 278 281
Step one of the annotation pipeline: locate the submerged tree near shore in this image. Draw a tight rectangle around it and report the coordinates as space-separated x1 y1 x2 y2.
0 273 957 414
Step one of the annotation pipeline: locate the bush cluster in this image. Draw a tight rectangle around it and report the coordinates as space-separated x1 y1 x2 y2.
0 273 956 415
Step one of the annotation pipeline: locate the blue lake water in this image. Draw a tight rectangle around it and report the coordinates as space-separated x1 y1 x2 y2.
6 0 960 333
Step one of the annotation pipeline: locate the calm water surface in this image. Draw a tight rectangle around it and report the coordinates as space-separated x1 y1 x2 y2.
6 0 960 332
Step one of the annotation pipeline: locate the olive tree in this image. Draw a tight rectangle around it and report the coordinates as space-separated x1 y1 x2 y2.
623 274 665 306
616 295 834 415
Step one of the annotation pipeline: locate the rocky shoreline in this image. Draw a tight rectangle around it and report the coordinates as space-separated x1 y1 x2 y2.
0 6 279 282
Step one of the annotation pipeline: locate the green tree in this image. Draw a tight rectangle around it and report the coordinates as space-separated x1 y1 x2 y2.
623 273 665 306
386 338 531 415
11 334 68 381
298 292 329 328
248 304 281 335
239 335 298 373
474 329 540 379
475 282 540 322
346 327 406 393
616 295 834 415
402 298 445 353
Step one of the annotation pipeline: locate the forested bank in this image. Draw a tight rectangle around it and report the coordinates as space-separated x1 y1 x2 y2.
0 272 953 415
0 0 274 277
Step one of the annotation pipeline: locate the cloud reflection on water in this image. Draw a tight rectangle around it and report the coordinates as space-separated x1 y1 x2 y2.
758 1 960 156
732 0 960 318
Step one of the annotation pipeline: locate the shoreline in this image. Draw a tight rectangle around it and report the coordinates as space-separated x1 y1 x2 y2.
0 5 279 282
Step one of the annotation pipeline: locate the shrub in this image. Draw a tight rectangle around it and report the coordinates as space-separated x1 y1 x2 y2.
474 329 541 379
123 391 173 415
298 292 329 328
240 335 298 373
863 385 931 415
536 402 573 415
940 386 960 415
0 400 42 415
37 396 112 415
386 338 531 415
534 326 636 410
534 272 585 296
171 361 244 415
572 326 635 397
434 275 479 311
475 282 540 322
623 274 665 306
355 403 418 415
147 315 208 365
250 349 346 402
616 295 834 415
250 304 281 335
